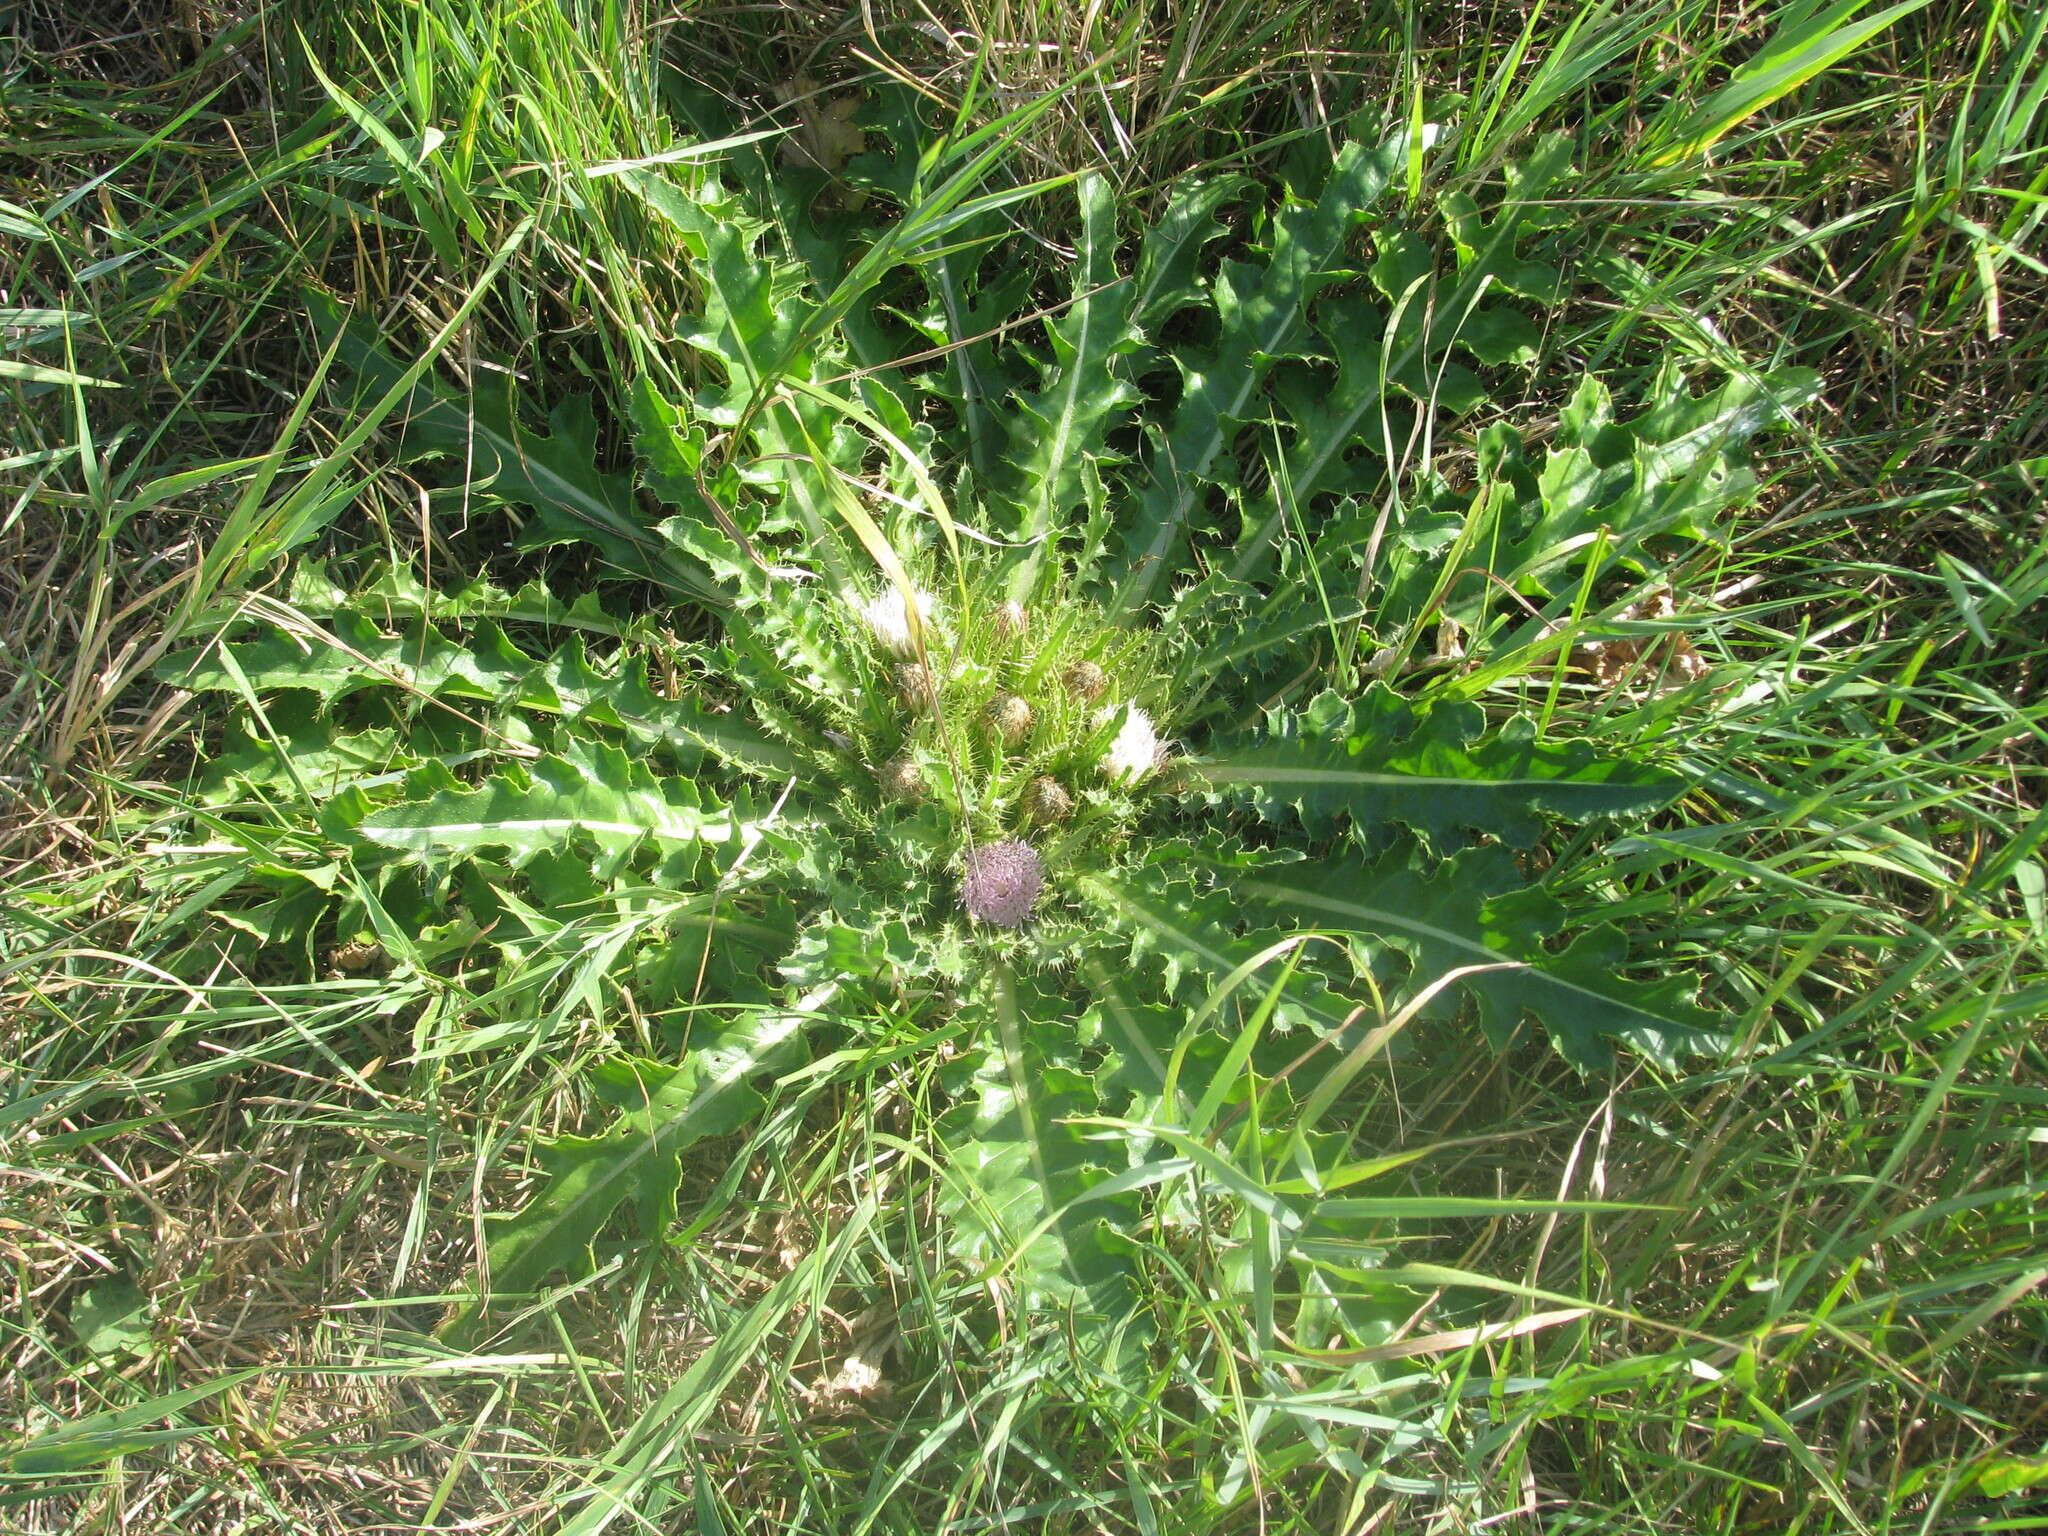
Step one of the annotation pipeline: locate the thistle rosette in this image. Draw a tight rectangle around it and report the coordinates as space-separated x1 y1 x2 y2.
845 575 1172 932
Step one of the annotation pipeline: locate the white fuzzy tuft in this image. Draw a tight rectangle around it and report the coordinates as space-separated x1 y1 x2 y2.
1098 704 1160 785
857 587 935 657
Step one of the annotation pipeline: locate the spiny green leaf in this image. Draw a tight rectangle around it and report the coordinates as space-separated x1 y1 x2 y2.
1082 850 1348 1037
288 561 639 638
1378 361 1819 632
310 294 719 600
618 170 857 555
1112 136 1402 610
197 708 401 806
519 634 798 773
163 611 530 706
359 738 766 862
1237 848 1723 1067
1002 175 1145 594
1230 138 1566 583
936 999 1144 1327
1420 133 1572 368
1126 174 1245 335
447 1019 794 1340
1203 685 1688 849
1503 363 1821 598
161 613 794 775
619 174 810 406
1172 569 1369 687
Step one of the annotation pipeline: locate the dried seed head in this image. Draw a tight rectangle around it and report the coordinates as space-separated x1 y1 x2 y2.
959 840 1044 928
1064 660 1108 703
878 754 924 802
1023 775 1073 825
892 662 937 715
992 599 1028 642
987 693 1033 747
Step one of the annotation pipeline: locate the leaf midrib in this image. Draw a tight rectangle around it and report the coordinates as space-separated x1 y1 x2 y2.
1200 762 1670 795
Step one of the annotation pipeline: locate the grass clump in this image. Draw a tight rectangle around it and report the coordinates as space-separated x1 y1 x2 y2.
4 2 2045 1533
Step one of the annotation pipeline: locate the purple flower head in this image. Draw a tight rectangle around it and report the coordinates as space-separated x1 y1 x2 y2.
960 840 1044 928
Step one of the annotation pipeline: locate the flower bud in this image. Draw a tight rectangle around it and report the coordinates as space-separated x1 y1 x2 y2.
892 662 937 715
987 693 1033 747
992 599 1028 642
878 754 924 802
1064 660 1108 703
1023 775 1073 824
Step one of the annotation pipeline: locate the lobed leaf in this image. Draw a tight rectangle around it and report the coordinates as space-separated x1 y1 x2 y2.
1002 173 1143 587
935 988 1145 1332
1094 842 1720 1066
1237 848 1723 1066
288 561 639 639
1209 138 1565 591
161 613 794 776
1111 137 1402 611
445 1018 795 1341
1203 685 1688 849
1362 362 1819 639
310 294 719 600
619 170 858 558
359 738 768 862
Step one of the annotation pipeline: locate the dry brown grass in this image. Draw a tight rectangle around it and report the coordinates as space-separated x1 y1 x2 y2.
4 1112 462 1531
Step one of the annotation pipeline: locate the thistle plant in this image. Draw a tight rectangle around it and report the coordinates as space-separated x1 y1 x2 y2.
823 565 1178 953
161 123 1814 1397
21 5 2027 1524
